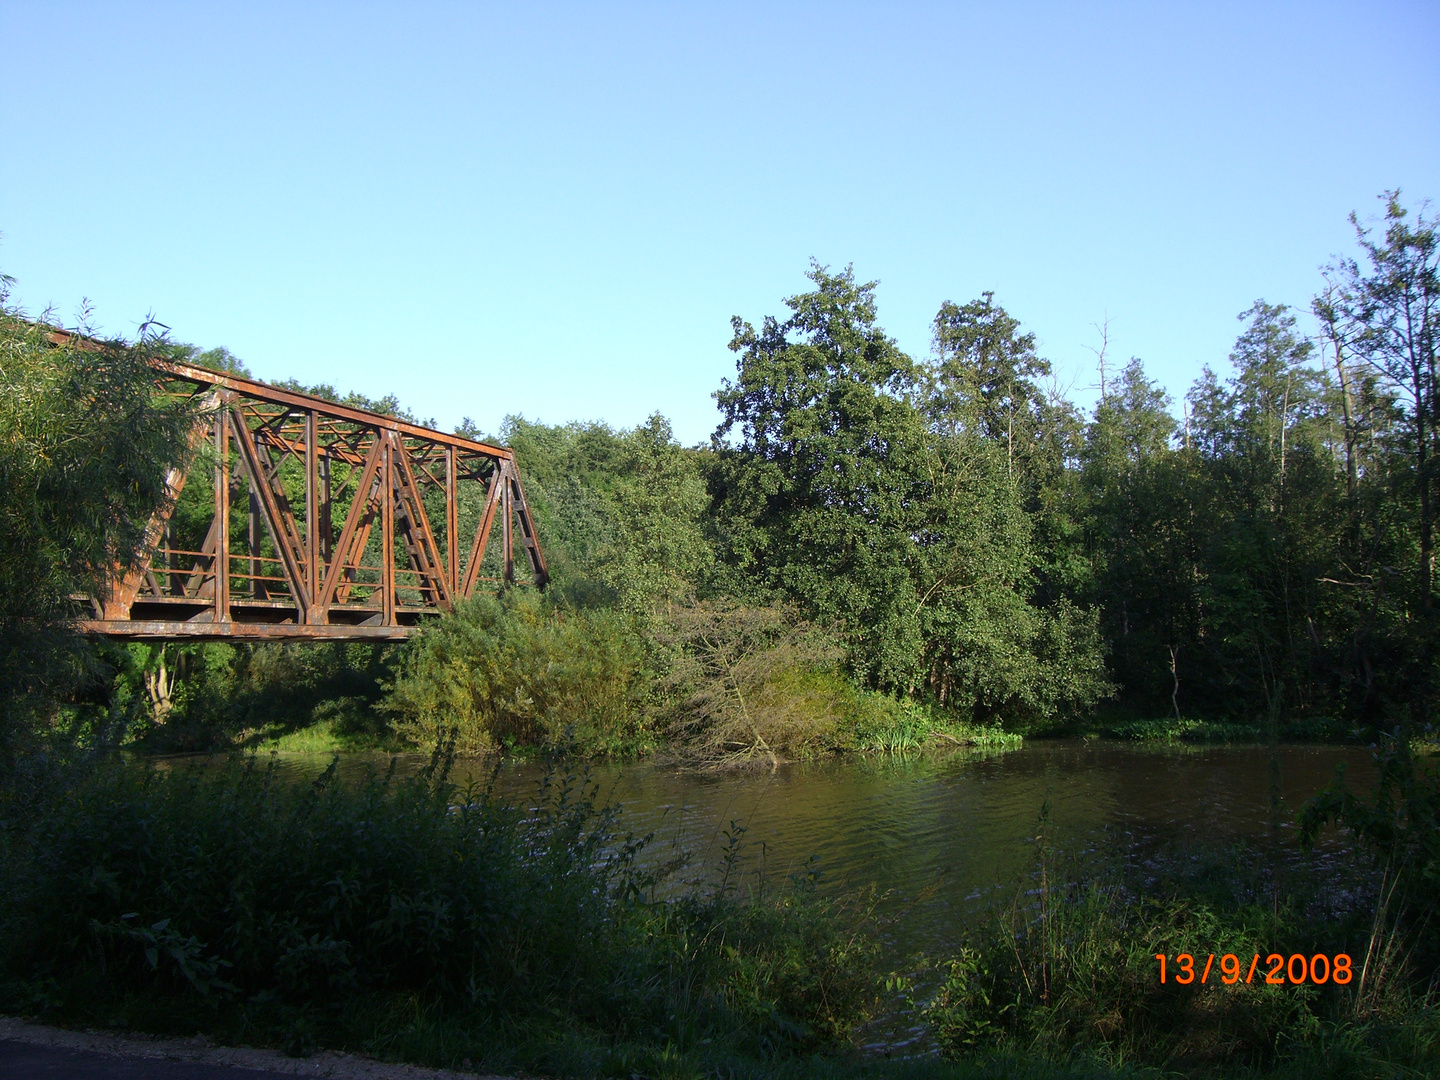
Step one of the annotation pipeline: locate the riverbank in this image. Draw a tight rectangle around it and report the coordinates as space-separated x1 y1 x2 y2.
129 708 1376 767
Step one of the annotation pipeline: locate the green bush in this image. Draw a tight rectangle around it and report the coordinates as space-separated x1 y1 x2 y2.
101 640 399 751
383 591 655 756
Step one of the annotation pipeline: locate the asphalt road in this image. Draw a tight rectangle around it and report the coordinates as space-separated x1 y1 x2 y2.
0 1022 511 1080
1 1039 300 1078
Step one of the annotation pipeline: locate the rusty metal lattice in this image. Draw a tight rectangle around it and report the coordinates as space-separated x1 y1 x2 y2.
77 355 548 641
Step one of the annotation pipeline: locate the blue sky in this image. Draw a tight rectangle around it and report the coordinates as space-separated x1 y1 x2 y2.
3 2 1437 445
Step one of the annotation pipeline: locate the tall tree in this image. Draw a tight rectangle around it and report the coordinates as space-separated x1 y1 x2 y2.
712 262 928 687
713 265 1110 721
1194 302 1337 714
1322 193 1439 618
1080 358 1190 712
928 293 1049 464
927 293 1088 604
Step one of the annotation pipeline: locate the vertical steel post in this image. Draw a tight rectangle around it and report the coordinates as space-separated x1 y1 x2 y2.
248 486 265 599
502 462 514 585
305 409 319 621
164 521 174 595
319 452 332 562
381 435 396 626
214 404 231 623
445 445 458 597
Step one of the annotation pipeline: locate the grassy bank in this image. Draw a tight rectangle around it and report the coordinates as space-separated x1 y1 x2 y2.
1064 714 1359 745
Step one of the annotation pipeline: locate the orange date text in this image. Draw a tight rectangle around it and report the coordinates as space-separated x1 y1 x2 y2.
1154 952 1351 986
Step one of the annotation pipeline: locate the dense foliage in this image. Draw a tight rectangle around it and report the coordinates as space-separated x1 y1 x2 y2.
0 754 878 1064
0 285 197 755
2 192 1440 1079
711 267 1110 724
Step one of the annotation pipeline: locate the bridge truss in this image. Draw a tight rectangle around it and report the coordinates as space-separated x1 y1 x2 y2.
79 358 548 641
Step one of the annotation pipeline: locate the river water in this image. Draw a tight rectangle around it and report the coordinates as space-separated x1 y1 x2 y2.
205 739 1375 964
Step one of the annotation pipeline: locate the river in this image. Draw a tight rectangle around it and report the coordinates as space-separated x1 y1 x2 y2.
182 738 1375 965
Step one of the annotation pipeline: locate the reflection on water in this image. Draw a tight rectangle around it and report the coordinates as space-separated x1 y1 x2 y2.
153 740 1374 960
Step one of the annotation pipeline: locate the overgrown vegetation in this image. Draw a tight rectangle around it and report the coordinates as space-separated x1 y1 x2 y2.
1 741 1435 1078
920 858 1438 1077
0 750 879 1069
384 592 654 757
0 284 197 761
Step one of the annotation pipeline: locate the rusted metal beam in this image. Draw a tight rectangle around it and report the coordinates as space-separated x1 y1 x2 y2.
502 464 514 585
460 465 505 598
248 483 266 600
381 436 396 626
445 446 459 597
101 409 213 619
152 357 514 460
305 409 320 602
214 401 230 624
79 619 415 641
230 409 311 613
392 436 452 610
182 517 220 598
315 435 385 614
508 465 550 587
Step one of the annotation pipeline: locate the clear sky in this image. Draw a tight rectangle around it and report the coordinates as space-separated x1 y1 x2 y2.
3 2 1437 445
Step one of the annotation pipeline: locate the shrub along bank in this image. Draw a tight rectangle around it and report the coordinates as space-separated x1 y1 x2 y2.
98 590 1021 763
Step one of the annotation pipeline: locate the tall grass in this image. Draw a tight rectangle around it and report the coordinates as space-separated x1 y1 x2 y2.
0 746 878 1067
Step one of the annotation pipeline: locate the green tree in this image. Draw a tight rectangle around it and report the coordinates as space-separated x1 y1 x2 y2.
1322 194 1439 619
1318 193 1440 725
927 293 1089 605
503 414 713 611
712 262 929 688
928 293 1053 472
713 264 1110 721
1178 302 1344 718
0 280 197 749
1081 358 1192 714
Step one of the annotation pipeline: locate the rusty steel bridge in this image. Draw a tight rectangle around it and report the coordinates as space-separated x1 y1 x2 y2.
77 348 547 641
